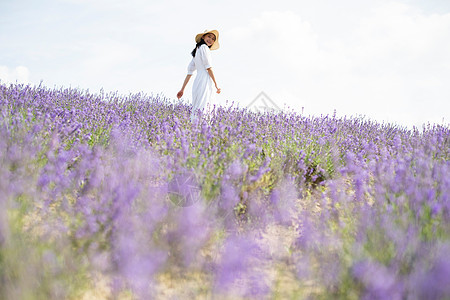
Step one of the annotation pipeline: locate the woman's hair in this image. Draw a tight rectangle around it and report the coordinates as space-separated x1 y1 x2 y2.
191 39 207 57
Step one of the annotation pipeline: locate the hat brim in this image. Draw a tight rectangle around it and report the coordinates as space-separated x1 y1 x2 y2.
195 30 220 50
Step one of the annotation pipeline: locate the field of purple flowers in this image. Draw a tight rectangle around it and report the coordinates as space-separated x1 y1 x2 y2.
1 82 449 299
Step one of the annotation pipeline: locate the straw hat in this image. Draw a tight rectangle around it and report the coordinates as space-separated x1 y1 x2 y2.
195 29 220 50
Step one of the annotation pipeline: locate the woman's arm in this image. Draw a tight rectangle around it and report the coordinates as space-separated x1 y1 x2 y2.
207 68 221 94
177 74 192 99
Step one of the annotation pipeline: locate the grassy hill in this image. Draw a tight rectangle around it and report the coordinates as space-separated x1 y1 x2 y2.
1 82 449 299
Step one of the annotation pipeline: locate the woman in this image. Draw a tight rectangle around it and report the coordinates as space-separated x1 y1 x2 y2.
177 29 221 121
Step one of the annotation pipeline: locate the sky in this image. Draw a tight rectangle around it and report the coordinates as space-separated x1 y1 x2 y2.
1 0 449 128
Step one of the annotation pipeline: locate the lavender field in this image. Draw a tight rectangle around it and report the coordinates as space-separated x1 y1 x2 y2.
1 82 449 299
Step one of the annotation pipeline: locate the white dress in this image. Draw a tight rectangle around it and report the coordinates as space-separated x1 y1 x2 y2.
187 44 214 118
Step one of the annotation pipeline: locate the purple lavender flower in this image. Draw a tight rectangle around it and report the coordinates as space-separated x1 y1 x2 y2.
411 243 450 299
1 81 449 298
352 260 403 299
214 234 269 297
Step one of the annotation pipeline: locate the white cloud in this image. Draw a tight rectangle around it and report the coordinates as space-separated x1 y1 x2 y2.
219 11 320 110
331 2 450 126
0 66 30 84
348 2 450 72
81 39 141 73
226 11 318 69
221 4 450 128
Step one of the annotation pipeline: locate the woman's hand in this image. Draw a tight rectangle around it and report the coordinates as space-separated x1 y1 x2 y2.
207 68 221 95
177 75 192 99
